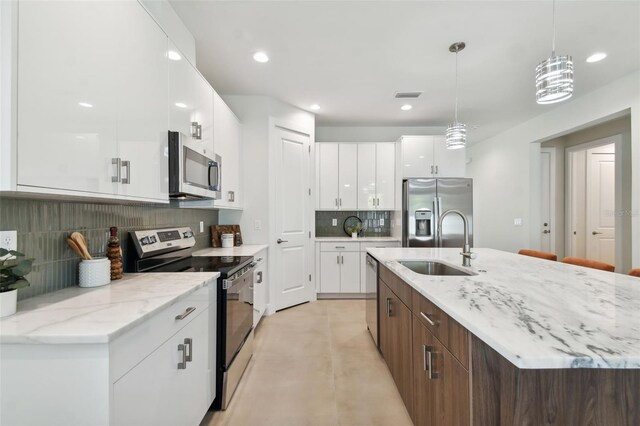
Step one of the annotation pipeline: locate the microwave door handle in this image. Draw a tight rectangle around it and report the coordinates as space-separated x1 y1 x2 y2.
208 161 220 191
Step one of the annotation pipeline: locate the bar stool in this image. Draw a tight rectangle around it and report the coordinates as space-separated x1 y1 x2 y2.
518 249 557 261
629 269 640 277
561 257 615 272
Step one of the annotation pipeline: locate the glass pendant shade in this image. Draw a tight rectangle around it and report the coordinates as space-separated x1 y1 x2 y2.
446 122 466 149
536 54 573 104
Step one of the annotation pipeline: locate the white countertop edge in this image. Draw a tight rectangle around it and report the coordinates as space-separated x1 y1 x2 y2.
193 245 268 257
315 237 400 242
0 273 220 345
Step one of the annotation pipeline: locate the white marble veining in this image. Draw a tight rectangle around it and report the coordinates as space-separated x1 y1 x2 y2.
315 236 400 242
368 247 640 369
193 244 268 257
0 272 219 344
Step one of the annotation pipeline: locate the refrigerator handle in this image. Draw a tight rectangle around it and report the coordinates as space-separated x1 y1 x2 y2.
433 197 441 247
402 180 408 247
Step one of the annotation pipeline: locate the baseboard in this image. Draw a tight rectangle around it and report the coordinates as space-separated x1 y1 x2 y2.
317 293 366 300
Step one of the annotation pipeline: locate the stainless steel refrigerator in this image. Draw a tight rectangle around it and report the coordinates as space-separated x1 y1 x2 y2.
402 178 473 248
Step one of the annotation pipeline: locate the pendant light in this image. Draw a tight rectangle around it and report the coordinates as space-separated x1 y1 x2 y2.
446 42 466 150
536 0 573 104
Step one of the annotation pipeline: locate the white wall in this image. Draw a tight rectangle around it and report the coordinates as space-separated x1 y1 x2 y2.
467 70 640 267
316 126 445 142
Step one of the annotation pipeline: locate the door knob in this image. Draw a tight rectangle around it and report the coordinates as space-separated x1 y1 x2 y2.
592 231 603 235
277 238 288 244
542 230 551 234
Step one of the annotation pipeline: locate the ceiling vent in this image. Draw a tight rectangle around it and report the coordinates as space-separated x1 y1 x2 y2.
394 91 423 99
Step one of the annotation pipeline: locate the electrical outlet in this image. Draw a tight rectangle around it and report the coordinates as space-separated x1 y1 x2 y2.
199 221 204 233
332 218 337 226
254 220 262 230
0 230 17 259
514 218 523 226
379 218 384 226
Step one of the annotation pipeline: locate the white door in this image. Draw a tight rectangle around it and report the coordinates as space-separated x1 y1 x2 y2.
273 126 313 310
540 148 555 253
317 143 339 209
433 135 466 177
376 143 396 209
586 145 615 265
338 144 358 209
357 143 377 209
401 136 434 178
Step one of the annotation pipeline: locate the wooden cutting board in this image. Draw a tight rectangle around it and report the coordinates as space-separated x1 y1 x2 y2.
211 225 243 247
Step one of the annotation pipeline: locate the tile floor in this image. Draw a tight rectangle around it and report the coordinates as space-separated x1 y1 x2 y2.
200 300 413 426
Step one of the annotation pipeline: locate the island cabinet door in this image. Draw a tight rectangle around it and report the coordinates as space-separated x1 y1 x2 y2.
379 280 414 418
413 317 470 426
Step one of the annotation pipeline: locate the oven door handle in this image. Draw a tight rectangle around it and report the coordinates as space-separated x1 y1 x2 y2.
222 267 256 290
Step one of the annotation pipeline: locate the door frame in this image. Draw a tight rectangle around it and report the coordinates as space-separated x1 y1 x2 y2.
267 117 316 313
540 147 556 254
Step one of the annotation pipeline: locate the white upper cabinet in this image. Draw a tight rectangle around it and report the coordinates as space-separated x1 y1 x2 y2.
168 41 214 156
16 1 169 202
401 135 465 178
213 91 242 209
317 143 357 210
357 143 395 210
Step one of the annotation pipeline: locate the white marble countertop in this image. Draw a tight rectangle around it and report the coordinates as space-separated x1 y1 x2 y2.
367 247 640 369
315 236 400 242
0 272 219 345
192 244 268 257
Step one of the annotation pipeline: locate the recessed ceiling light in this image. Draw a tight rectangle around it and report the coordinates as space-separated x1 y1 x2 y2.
400 104 413 111
78 102 93 108
167 50 182 61
253 52 269 63
310 104 320 111
175 102 187 108
586 52 607 63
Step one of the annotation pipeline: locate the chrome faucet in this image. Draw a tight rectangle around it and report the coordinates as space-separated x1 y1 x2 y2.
438 209 473 267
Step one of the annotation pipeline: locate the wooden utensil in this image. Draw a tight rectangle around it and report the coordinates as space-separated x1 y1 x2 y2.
70 232 92 260
67 238 87 260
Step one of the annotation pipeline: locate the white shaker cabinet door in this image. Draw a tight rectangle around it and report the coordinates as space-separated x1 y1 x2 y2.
338 144 358 209
402 136 435 178
433 135 466 177
115 1 169 201
213 92 241 208
357 143 377 209
317 144 340 209
375 143 396 210
340 252 360 293
113 308 211 426
319 252 341 293
17 1 119 195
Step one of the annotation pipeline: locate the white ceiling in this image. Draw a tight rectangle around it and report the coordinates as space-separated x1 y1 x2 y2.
170 0 640 143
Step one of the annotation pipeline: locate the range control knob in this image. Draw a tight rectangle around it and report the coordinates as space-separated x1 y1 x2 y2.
183 231 194 238
140 236 150 246
149 236 157 244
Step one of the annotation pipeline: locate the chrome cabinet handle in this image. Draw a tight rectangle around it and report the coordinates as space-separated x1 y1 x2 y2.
339 198 342 207
422 344 428 372
111 158 121 182
335 246 345 249
337 255 340 264
425 346 439 379
431 165 434 174
184 338 193 362
386 298 393 317
277 238 288 244
335 198 338 207
197 123 202 140
420 311 438 327
592 231 603 235
341 255 344 264
121 160 130 184
191 121 199 139
175 306 196 320
435 165 439 174
177 343 187 369
257 271 263 283
228 191 235 202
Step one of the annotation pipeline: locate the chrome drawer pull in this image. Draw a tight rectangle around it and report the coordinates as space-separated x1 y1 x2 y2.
175 306 196 320
184 338 193 362
420 311 438 327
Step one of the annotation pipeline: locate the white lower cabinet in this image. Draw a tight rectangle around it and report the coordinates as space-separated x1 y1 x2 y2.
253 250 268 326
113 308 211 426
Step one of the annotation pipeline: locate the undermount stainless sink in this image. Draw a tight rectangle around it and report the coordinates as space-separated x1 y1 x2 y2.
398 260 476 276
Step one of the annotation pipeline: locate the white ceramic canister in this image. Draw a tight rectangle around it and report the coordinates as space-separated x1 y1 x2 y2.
0 289 18 318
221 233 234 248
79 257 111 288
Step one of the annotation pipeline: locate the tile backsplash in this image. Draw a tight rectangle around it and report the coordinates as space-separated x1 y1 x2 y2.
0 197 218 300
316 211 392 237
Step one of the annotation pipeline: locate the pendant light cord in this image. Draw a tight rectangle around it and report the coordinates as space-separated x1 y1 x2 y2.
551 0 556 55
454 49 459 123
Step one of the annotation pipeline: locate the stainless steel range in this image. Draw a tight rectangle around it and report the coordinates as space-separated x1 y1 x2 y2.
128 227 255 411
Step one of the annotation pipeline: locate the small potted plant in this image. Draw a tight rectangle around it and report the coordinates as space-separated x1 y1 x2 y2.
0 249 33 318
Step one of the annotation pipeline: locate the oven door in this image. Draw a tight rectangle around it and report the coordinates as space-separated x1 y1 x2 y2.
224 269 254 365
168 131 221 199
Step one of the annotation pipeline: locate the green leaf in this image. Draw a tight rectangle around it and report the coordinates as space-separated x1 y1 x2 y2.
0 248 8 257
7 279 30 290
11 260 33 277
8 250 25 257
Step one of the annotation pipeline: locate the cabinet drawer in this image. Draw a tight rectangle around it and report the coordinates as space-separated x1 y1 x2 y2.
110 285 213 381
360 241 400 251
379 264 412 307
319 242 360 252
412 289 469 369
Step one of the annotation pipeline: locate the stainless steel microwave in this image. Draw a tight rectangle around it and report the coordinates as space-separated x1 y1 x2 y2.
168 131 221 200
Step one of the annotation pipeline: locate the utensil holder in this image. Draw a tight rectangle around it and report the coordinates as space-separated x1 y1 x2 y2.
79 258 111 288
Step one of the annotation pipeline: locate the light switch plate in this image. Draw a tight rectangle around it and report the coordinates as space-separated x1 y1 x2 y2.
0 230 17 259
199 221 204 233
254 220 262 230
332 218 337 226
514 218 523 226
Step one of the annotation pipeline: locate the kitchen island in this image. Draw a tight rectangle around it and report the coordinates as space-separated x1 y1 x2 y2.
367 247 640 425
